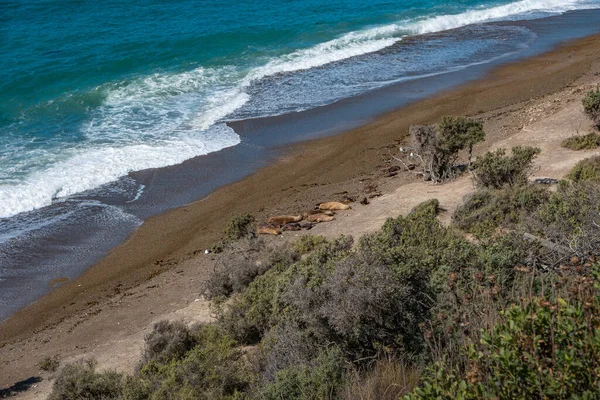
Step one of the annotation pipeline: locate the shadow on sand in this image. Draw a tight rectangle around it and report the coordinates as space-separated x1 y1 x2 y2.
0 376 42 398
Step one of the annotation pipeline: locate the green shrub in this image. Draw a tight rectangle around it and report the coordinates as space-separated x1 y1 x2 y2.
217 235 353 344
221 200 484 362
583 88 600 127
532 181 600 256
409 198 441 216
293 235 327 254
437 116 486 166
141 320 197 367
452 184 549 238
471 146 541 189
561 132 600 150
121 375 153 400
224 214 256 242
429 232 536 334
49 359 123 400
139 325 252 399
257 322 323 384
254 347 346 400
409 117 485 182
345 358 421 400
567 155 600 182
202 238 272 299
39 355 60 372
322 202 454 357
211 214 257 253
407 297 600 399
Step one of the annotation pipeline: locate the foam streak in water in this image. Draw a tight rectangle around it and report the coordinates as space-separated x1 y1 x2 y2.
0 125 240 218
409 0 582 34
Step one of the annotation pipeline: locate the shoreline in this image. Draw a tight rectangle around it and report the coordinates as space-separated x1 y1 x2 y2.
2 9 600 323
2 27 600 390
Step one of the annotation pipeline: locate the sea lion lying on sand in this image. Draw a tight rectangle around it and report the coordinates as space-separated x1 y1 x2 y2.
319 202 350 211
268 215 303 225
304 210 334 217
300 222 315 230
306 213 335 223
258 224 282 235
282 223 302 231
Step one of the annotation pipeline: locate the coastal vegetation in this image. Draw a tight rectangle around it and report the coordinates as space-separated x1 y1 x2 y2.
399 116 485 182
39 356 60 373
583 87 600 127
560 88 600 150
210 214 257 254
471 146 540 189
49 116 600 400
567 155 600 182
561 132 600 150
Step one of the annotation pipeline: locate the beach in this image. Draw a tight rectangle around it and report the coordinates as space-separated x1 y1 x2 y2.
2 22 600 396
3 7 600 324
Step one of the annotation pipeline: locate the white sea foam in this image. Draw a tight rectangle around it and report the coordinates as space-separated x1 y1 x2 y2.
407 0 583 34
0 124 239 218
1 0 598 219
247 29 399 82
126 184 145 204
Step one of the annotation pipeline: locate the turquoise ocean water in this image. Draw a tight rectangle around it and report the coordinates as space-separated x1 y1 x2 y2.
2 0 600 320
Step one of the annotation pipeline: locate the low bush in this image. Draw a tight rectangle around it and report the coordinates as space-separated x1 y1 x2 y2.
253 347 346 400
471 146 540 189
141 320 197 367
257 322 323 384
49 359 123 400
407 294 600 399
224 214 256 242
55 176 600 399
561 132 600 150
202 237 271 299
120 375 153 400
139 325 252 399
567 155 600 182
345 358 421 400
532 181 600 256
207 239 302 301
217 235 353 344
220 200 479 365
583 88 600 127
437 116 486 167
406 117 485 182
39 355 60 373
293 235 327 254
452 184 549 238
211 214 257 253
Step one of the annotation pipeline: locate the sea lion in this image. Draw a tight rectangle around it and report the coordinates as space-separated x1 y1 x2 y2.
300 222 315 230
319 202 350 211
304 209 334 217
282 223 302 231
268 215 303 225
306 213 335 223
258 224 282 235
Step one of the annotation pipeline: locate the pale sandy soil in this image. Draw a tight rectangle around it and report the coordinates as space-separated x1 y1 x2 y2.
306 79 600 240
2 49 600 400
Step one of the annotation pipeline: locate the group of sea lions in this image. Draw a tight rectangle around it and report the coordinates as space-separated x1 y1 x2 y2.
258 201 351 235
